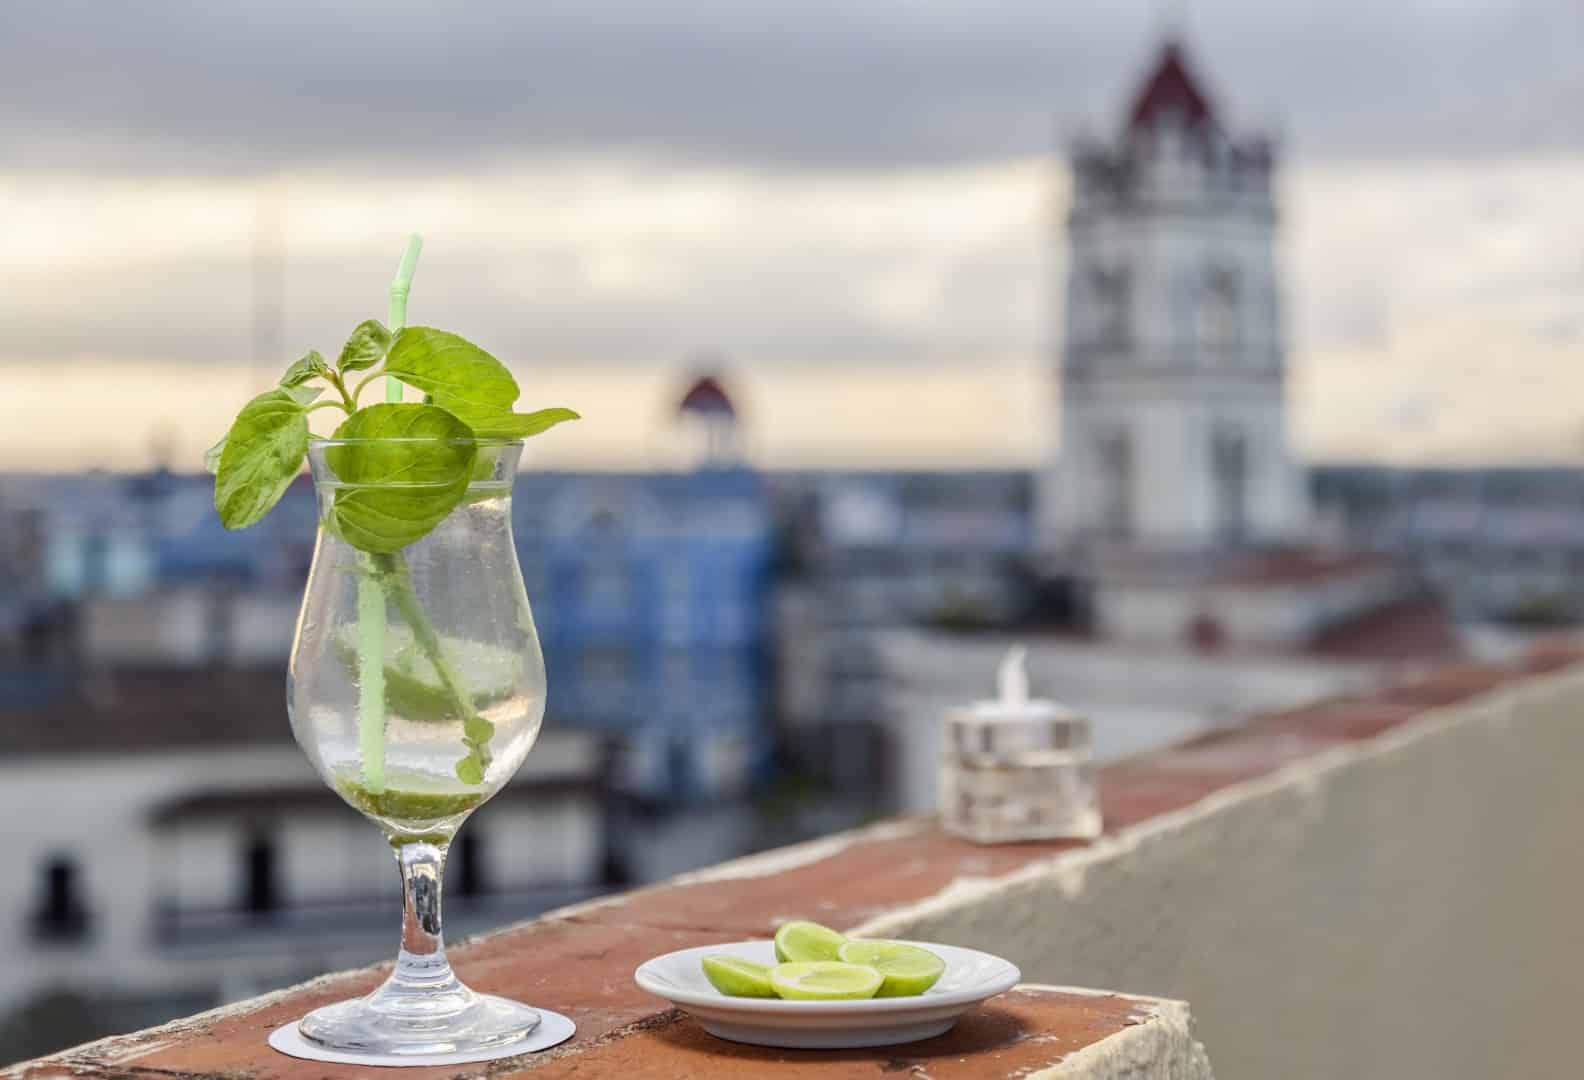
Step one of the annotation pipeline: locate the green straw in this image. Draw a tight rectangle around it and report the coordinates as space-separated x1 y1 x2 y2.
387 235 422 402
356 234 424 793
356 574 387 791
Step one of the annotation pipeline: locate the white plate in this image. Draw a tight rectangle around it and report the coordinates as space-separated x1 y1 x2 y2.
633 940 1020 1049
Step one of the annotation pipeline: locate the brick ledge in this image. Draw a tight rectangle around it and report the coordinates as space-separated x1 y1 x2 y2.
12 638 1581 1078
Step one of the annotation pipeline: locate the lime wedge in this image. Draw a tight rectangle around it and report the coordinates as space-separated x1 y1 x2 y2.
770 961 883 1001
773 920 847 963
701 955 776 998
836 940 946 997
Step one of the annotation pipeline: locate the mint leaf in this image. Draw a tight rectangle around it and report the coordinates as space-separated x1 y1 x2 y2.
325 403 477 553
213 390 310 530
282 384 324 406
385 327 519 413
446 405 581 439
454 754 484 786
331 636 461 722
331 628 523 722
202 436 226 475
385 329 578 441
338 319 393 373
281 349 329 387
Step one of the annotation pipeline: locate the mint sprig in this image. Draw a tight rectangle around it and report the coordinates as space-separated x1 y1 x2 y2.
211 322 578 548
209 245 578 789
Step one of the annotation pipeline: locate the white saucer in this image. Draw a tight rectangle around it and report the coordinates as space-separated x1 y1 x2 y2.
634 940 1019 1049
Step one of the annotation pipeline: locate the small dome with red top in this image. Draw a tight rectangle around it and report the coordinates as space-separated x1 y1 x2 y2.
679 374 736 419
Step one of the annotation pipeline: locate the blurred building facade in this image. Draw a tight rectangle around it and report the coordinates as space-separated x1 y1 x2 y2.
515 377 774 803
0 666 606 1047
0 378 774 1050
1042 41 1307 553
1314 465 1584 626
0 377 775 804
1036 40 1414 651
770 40 1457 803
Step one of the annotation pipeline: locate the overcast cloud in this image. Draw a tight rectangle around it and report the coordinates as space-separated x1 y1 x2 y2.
3 1 1582 468
4 0 1579 174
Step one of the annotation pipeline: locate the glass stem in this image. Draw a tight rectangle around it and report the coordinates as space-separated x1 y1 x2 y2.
392 841 457 992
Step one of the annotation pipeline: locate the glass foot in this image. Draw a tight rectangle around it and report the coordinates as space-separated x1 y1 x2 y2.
300 987 541 1057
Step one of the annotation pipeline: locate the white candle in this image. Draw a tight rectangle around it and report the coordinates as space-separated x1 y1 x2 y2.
939 643 1102 843
998 644 1028 707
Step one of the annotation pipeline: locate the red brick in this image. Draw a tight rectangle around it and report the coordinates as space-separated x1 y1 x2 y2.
1257 700 1427 742
522 987 1148 1078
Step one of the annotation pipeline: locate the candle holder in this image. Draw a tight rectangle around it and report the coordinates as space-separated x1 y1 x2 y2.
939 648 1101 844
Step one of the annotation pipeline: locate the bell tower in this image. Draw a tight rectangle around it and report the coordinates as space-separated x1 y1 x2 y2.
1040 40 1309 555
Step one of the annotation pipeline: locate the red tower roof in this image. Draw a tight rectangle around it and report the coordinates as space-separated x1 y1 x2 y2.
1126 41 1216 135
678 374 736 418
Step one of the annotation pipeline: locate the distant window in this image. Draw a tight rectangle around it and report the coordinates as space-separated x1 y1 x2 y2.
1089 266 1132 348
1202 266 1240 354
1096 429 1135 538
584 568 631 614
1212 427 1249 543
581 647 629 684
662 561 691 643
241 832 280 915
81 533 111 594
580 647 631 714
663 561 690 607
456 827 488 898
31 855 90 943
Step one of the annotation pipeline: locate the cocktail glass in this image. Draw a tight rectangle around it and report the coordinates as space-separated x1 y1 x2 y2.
287 438 545 1055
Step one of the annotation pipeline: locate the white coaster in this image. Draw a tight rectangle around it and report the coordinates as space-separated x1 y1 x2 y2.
267 1008 576 1067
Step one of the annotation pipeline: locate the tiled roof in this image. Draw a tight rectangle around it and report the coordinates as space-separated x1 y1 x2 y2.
1203 549 1394 587
0 666 290 757
1305 596 1464 661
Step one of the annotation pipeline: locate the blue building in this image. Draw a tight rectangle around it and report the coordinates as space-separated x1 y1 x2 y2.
512 378 774 801
2 377 775 805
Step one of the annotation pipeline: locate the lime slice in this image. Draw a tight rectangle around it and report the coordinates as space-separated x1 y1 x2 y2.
770 961 883 1001
773 920 847 963
701 955 776 998
837 940 946 997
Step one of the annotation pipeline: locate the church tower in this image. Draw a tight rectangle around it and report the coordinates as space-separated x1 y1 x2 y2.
1041 40 1309 556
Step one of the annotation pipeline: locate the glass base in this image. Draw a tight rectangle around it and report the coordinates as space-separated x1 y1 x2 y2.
300 985 541 1057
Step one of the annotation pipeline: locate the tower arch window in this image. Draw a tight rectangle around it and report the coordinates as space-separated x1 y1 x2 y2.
1201 265 1241 356
1095 427 1135 539
1212 426 1249 543
1088 266 1132 349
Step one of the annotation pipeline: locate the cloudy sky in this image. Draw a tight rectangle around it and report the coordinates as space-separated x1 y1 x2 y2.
2 0 1580 470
